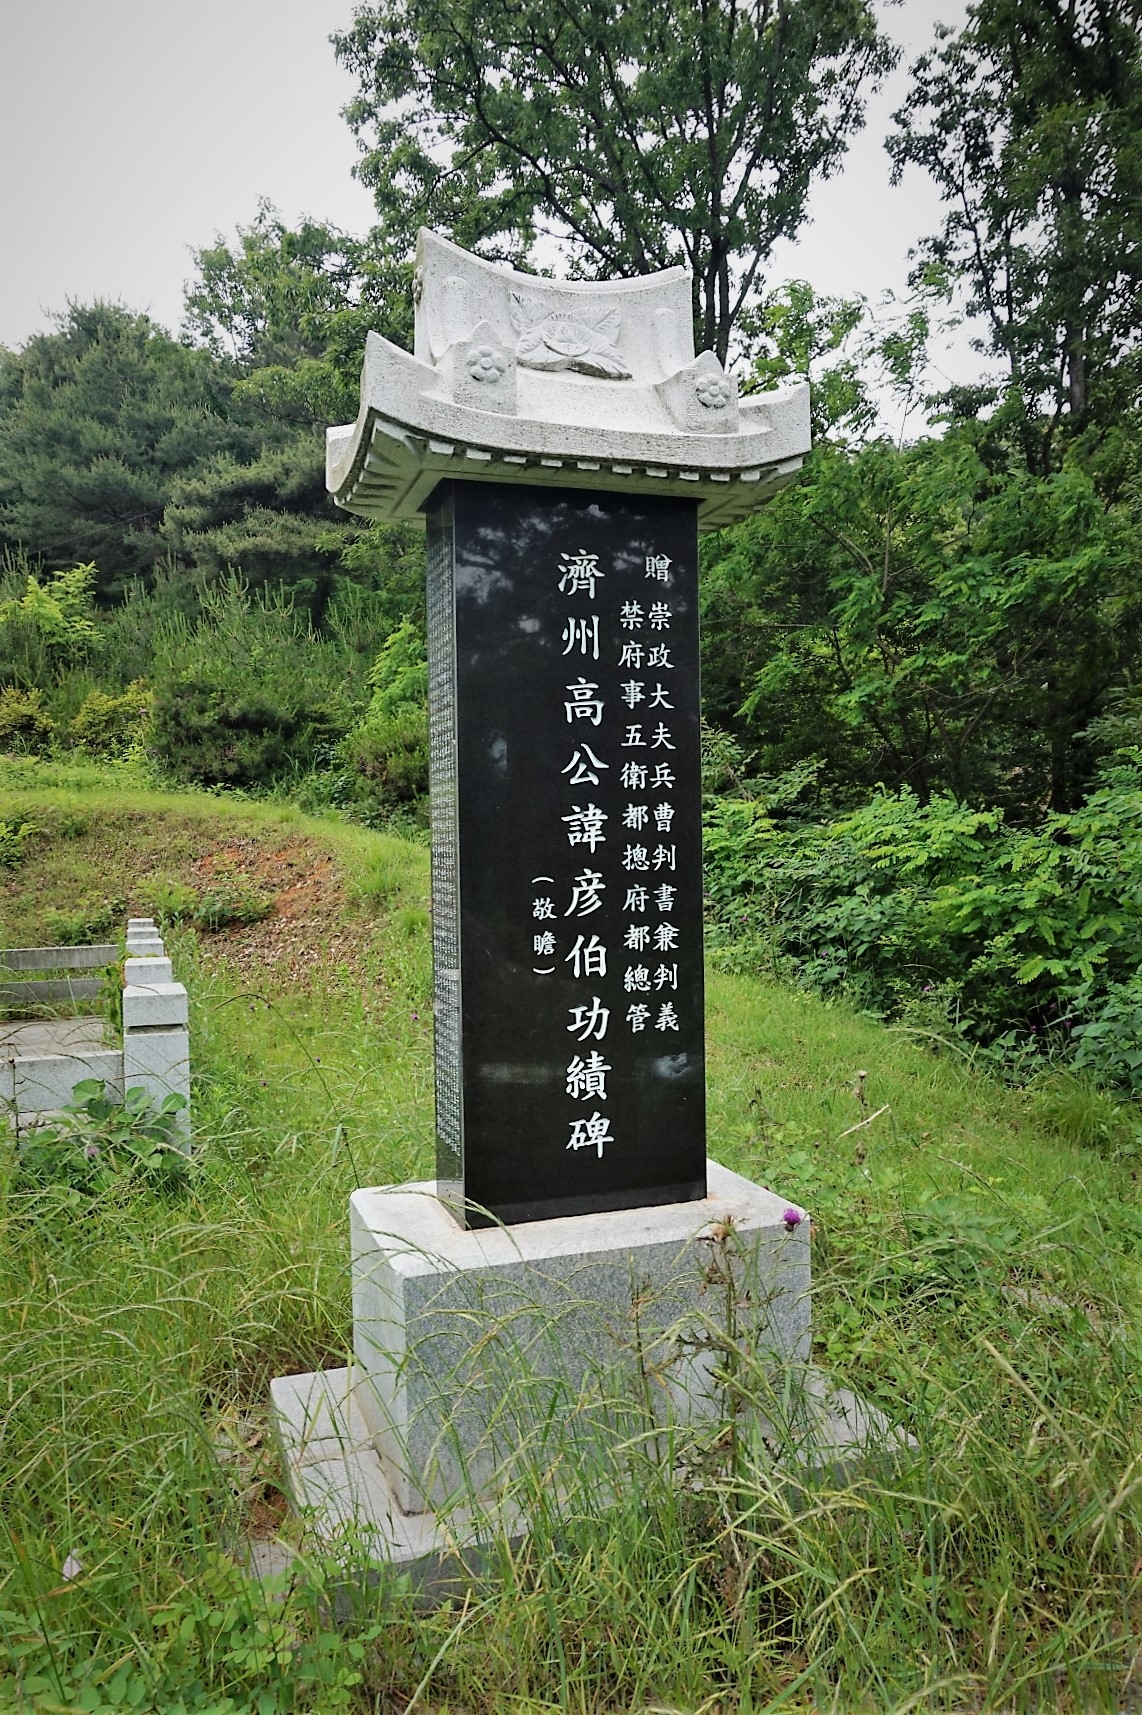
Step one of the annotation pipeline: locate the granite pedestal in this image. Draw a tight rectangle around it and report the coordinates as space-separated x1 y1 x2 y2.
348 1159 807 1512
271 1159 825 1566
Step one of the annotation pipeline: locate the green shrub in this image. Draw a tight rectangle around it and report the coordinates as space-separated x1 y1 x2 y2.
192 881 274 931
90 562 210 685
0 815 34 868
347 704 429 804
43 899 124 945
145 581 360 788
150 676 343 787
362 616 427 717
146 878 200 927
703 758 1142 1088
146 876 273 932
0 686 56 754
344 618 430 808
0 557 98 688
1071 973 1142 1089
14 1080 190 1202
69 680 152 754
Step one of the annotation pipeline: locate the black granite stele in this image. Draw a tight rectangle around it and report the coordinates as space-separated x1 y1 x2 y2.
426 481 706 1227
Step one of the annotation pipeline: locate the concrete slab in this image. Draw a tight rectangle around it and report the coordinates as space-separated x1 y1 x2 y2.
271 1362 906 1596
3 1018 120 1119
0 1017 110 1057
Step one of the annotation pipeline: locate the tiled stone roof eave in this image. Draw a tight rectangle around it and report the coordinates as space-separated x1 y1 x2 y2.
328 409 806 530
327 318 811 531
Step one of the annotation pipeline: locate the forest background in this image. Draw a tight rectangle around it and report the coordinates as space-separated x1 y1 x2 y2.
4 0 1142 1093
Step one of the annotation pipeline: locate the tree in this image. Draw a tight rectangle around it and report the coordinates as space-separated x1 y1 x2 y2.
177 208 422 620
160 441 346 618
184 202 414 423
334 0 897 361
700 432 1142 813
0 304 242 599
889 0 1142 469
0 227 419 619
742 279 877 443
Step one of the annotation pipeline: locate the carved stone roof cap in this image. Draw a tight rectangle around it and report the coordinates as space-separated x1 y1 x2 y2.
327 229 811 531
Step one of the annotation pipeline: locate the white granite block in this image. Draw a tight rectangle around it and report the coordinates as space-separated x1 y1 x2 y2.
125 936 164 958
350 1160 810 1514
121 1027 190 1139
123 956 173 985
122 983 188 1030
126 923 165 959
11 1050 124 1113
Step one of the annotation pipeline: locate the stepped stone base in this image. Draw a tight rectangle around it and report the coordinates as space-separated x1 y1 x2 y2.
268 1163 907 1591
270 1362 900 1593
270 1365 517 1593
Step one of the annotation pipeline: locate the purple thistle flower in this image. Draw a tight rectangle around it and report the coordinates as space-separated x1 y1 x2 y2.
84 1143 100 1160
782 1206 804 1230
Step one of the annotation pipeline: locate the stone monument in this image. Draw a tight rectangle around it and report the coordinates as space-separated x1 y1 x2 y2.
329 229 808 1227
270 232 837 1575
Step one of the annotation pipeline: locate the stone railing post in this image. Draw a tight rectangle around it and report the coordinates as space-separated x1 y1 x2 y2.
121 918 191 1144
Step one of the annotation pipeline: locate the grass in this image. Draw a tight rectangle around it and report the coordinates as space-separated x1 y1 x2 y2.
1 758 1140 1712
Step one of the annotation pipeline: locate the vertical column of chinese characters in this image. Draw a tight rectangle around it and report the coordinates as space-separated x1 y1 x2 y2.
619 556 680 1039
531 547 614 1164
426 510 462 1179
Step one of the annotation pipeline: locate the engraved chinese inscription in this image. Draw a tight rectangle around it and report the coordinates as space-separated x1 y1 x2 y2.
426 481 705 1227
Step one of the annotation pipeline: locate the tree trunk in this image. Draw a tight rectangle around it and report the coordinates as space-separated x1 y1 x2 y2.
1066 327 1087 421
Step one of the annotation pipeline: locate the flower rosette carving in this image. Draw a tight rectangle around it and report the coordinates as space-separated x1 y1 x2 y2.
465 343 508 384
509 293 632 379
695 372 733 410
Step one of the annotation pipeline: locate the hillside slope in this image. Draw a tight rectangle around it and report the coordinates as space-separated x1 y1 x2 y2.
2 766 1141 1709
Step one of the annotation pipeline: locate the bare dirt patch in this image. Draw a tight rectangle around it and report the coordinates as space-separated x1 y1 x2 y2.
1 809 378 993
186 836 375 991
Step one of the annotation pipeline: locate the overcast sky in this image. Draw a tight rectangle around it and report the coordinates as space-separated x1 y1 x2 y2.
0 0 972 404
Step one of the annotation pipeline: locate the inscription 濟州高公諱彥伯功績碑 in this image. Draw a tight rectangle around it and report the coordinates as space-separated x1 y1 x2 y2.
432 483 706 1226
